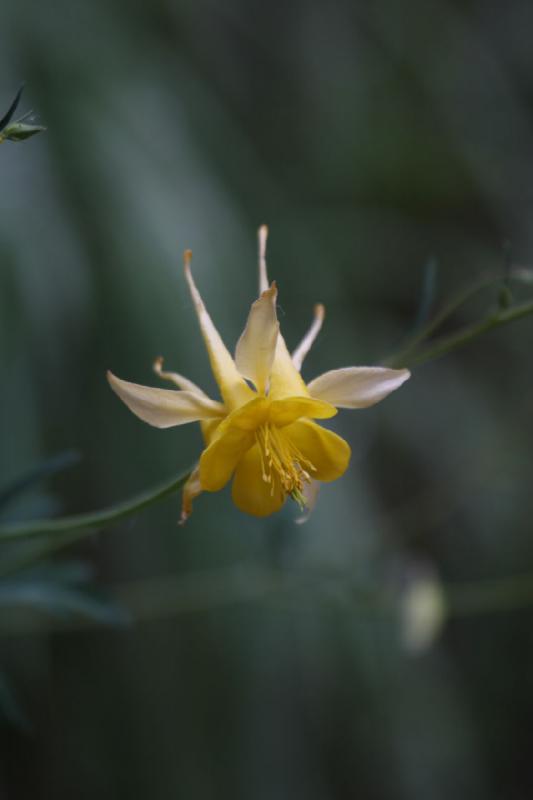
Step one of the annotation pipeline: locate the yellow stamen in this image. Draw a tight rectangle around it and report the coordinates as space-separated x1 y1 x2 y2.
255 424 316 497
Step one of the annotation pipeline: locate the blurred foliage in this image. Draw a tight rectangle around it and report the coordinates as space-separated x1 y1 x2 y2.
2 0 533 798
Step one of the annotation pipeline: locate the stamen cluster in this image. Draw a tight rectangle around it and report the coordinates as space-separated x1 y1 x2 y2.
255 424 316 497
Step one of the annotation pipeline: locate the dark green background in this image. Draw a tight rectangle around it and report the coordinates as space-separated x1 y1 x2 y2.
2 0 533 797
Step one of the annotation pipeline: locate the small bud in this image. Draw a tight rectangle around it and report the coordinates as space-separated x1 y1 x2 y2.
0 86 46 144
0 121 46 143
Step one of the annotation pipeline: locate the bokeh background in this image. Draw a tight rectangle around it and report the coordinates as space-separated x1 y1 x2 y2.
2 0 533 797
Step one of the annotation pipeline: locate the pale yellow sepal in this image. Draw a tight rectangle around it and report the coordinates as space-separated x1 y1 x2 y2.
254 225 310 399
307 367 410 408
153 356 211 398
258 225 269 295
269 335 310 400
235 282 279 394
184 251 253 410
107 371 224 428
292 304 325 372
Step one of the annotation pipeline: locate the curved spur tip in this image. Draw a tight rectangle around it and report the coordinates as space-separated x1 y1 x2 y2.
183 249 192 272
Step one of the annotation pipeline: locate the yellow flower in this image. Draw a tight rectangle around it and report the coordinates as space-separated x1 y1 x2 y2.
107 227 410 521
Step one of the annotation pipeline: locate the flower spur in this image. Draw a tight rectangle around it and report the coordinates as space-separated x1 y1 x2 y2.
107 227 410 522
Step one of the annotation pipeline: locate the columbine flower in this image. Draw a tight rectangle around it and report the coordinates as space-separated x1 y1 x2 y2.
108 227 410 521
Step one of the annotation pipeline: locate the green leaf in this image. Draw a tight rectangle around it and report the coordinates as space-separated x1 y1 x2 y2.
0 671 30 731
0 580 130 626
413 257 438 331
0 558 130 627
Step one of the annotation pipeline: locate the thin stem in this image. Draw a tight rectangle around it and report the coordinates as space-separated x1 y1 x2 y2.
385 271 532 369
385 275 497 367
446 572 533 615
0 469 190 544
398 298 533 368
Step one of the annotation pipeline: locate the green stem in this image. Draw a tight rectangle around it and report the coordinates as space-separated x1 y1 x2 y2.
385 274 499 368
446 572 533 615
0 469 190 545
391 297 533 369
385 268 533 369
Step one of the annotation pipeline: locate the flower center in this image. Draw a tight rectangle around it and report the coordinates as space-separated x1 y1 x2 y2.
255 424 316 497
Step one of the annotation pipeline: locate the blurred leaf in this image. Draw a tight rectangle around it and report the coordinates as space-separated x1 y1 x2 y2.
498 285 513 310
0 558 129 628
412 257 438 331
0 450 81 515
0 671 30 732
0 578 130 626
15 559 94 585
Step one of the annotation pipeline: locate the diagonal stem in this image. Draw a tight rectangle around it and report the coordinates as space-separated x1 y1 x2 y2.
0 469 190 545
394 298 533 369
385 270 533 369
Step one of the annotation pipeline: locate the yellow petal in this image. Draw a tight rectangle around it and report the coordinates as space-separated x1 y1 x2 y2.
223 396 270 430
200 429 254 491
291 304 325 372
184 251 253 410
307 367 410 408
200 417 223 446
231 444 286 517
199 397 269 491
107 371 224 428
283 419 351 481
235 283 279 394
269 396 337 427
